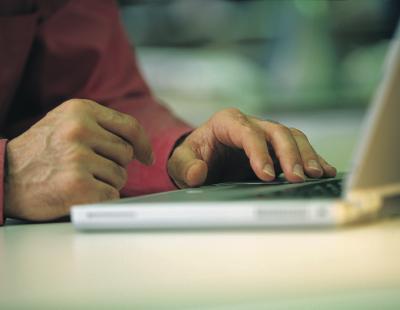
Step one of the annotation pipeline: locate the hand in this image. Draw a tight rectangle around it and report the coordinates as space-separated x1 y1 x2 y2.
168 108 336 188
5 99 153 221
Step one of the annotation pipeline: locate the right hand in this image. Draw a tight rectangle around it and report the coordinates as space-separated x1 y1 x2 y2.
4 99 153 221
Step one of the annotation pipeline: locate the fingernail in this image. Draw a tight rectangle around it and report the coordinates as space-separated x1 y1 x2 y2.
293 164 305 180
263 164 275 178
308 160 322 172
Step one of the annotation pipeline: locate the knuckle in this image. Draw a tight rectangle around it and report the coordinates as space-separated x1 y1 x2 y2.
62 98 97 114
64 171 90 193
111 136 134 164
119 140 134 166
227 108 243 117
227 107 245 119
241 123 256 135
126 116 141 134
225 108 250 127
119 166 128 183
290 127 306 138
273 123 290 135
224 107 242 115
100 187 120 201
62 120 88 141
213 107 242 120
122 143 134 163
241 121 263 138
274 123 287 131
63 99 85 111
68 148 90 163
110 163 128 187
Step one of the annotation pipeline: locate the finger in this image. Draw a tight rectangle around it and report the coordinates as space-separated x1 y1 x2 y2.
290 128 323 178
211 110 276 181
237 123 276 181
318 155 337 177
86 152 128 190
253 119 305 182
85 100 153 165
63 172 120 213
91 178 121 202
88 124 134 167
168 144 208 188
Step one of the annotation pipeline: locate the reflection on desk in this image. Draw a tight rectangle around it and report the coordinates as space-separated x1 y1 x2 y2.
1 218 400 309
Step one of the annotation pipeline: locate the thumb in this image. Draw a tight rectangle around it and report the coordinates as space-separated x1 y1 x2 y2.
168 144 208 188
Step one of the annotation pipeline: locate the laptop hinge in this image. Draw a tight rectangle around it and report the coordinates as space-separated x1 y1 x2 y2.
343 183 400 219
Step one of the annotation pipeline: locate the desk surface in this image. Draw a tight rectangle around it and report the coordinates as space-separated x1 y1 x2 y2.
2 110 399 309
1 218 400 309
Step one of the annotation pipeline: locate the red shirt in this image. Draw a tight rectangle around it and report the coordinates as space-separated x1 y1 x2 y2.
0 0 193 224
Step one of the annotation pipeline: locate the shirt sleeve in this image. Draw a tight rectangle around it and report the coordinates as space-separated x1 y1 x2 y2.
0 139 7 225
32 0 193 197
87 3 193 197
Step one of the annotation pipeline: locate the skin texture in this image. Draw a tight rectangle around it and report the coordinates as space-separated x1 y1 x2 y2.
168 108 336 188
4 99 153 221
4 104 336 222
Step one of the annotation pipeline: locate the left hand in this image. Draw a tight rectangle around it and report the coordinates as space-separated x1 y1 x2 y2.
168 108 336 188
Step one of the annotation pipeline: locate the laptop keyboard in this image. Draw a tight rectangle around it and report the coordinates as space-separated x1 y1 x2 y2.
256 178 343 199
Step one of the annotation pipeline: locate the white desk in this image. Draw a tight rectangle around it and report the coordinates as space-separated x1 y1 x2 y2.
1 219 400 309
2 110 399 309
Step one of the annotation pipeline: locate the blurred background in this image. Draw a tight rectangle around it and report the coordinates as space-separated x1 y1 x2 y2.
118 0 400 171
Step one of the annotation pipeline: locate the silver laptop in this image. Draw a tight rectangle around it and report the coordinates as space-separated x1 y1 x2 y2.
71 30 400 231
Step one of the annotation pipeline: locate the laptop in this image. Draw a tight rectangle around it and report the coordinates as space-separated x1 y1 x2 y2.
71 30 400 231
